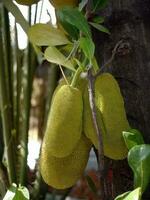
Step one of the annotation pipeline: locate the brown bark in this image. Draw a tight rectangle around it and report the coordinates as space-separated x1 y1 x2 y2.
93 0 150 199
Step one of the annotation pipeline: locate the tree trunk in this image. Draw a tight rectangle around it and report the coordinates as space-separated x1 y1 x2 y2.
93 0 150 199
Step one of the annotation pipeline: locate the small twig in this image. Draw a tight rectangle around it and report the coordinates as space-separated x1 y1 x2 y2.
94 40 124 78
87 69 106 199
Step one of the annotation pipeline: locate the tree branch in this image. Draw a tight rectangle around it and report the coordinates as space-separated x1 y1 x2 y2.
87 69 107 199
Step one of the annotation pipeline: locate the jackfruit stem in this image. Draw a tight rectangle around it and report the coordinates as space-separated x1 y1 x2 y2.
87 69 107 199
59 65 69 85
71 67 83 88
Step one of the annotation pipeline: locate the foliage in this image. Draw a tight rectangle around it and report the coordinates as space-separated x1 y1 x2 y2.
0 0 150 200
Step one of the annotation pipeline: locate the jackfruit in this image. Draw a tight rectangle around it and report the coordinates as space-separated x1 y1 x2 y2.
15 0 40 5
84 73 130 160
40 135 91 189
49 0 78 9
44 84 83 157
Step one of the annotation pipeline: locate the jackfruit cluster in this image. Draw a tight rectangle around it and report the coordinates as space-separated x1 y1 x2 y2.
40 73 130 189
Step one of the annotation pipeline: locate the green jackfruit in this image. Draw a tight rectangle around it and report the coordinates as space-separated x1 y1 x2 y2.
44 84 82 157
15 0 40 5
84 73 130 160
40 135 91 189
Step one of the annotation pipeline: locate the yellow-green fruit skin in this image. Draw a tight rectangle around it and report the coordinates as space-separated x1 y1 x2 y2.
49 0 78 9
15 0 40 5
84 73 130 160
44 85 83 157
40 135 91 189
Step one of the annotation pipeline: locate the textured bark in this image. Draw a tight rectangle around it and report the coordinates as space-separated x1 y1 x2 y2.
93 0 150 199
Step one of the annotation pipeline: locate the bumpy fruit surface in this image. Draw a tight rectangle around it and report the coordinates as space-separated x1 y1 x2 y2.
44 85 82 157
84 73 130 160
40 135 91 189
15 0 40 5
49 0 78 9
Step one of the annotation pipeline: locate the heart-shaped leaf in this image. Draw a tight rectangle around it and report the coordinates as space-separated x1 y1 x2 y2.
56 7 92 39
123 129 144 150
115 187 141 200
28 23 70 47
44 46 75 71
128 144 150 192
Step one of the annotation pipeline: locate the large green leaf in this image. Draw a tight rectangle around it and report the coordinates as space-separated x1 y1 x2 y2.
44 46 75 71
3 184 29 200
79 37 95 60
128 144 150 192
115 187 141 200
123 129 144 150
28 23 70 47
58 20 79 40
56 7 92 39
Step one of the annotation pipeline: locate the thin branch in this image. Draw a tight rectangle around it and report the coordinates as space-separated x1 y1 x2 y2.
94 40 124 78
87 69 106 200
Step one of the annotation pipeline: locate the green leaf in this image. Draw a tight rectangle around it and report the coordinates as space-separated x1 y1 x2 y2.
58 20 79 40
79 37 95 60
56 7 92 39
92 0 109 12
86 175 97 195
92 16 105 24
115 187 141 200
79 0 88 11
89 22 110 34
28 23 70 47
123 129 145 150
14 186 29 200
3 184 30 200
44 46 75 71
3 184 17 200
91 56 99 72
3 0 29 34
128 144 150 193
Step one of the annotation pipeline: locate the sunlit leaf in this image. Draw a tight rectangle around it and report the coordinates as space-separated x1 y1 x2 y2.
3 184 30 200
79 37 95 60
89 22 110 34
115 187 141 200
56 7 92 39
128 144 150 193
28 23 70 46
44 46 75 71
123 129 144 150
14 186 29 200
3 184 17 200
79 0 88 11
